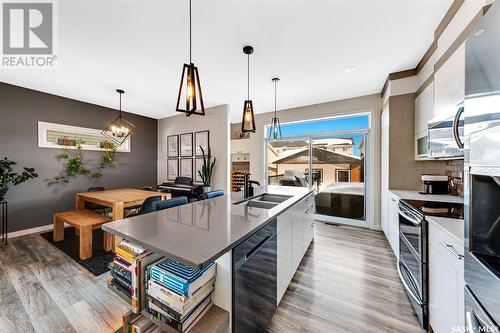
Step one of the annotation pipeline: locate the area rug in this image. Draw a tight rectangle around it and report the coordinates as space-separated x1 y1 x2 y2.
40 227 114 276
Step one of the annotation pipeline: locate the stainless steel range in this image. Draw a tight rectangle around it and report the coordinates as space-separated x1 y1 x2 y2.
397 199 464 329
464 2 500 332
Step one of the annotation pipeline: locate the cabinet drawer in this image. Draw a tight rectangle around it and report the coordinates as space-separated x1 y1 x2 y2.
429 221 464 277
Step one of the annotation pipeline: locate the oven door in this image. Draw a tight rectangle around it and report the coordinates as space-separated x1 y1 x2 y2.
397 202 425 262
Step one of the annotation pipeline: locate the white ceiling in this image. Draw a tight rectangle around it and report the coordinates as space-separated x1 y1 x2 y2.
1 0 452 123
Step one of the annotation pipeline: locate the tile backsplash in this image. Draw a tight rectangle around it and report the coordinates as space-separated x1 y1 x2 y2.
445 159 464 197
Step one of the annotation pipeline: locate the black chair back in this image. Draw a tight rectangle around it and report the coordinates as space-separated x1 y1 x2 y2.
87 187 105 192
154 196 188 211
85 187 106 211
175 177 193 185
138 195 162 215
142 186 153 191
200 190 224 200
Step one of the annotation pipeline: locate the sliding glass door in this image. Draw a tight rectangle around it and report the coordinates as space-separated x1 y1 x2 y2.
265 114 369 226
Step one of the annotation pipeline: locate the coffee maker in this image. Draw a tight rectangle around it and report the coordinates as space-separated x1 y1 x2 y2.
420 175 449 195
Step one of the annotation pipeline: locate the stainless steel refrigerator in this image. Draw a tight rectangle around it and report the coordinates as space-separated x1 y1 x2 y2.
464 2 500 332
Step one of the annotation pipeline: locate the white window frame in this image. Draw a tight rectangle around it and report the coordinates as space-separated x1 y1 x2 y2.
37 121 131 152
335 169 351 182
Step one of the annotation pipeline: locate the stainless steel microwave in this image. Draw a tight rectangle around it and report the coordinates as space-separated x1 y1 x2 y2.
427 105 465 159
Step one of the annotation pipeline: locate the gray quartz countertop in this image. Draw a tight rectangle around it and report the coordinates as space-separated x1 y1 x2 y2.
390 190 463 204
426 216 464 243
103 185 312 269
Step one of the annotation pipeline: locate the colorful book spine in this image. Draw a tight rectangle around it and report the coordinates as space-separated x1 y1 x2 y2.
147 280 214 316
115 245 137 263
147 279 187 303
120 240 147 255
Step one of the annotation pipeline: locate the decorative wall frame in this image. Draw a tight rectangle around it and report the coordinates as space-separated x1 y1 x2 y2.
195 158 204 183
38 121 130 152
180 158 193 178
167 159 179 181
180 133 193 157
167 135 179 157
195 130 210 156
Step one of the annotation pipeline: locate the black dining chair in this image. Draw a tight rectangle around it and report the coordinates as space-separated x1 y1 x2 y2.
84 187 109 215
200 190 224 200
154 196 188 211
127 195 162 217
142 186 153 191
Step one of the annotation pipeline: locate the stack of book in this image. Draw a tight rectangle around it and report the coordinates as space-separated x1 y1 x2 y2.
108 240 161 313
144 258 217 333
122 310 164 333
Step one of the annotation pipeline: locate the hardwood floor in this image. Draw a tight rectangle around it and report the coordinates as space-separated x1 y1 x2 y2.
0 222 424 333
0 234 129 333
267 222 425 333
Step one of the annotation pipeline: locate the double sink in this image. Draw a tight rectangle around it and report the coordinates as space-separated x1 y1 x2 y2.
234 193 292 210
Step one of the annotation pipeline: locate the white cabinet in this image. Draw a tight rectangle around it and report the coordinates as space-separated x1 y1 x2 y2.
415 81 435 135
428 220 465 333
387 193 399 257
292 214 302 272
429 242 459 333
381 107 390 238
434 43 465 122
302 194 315 255
276 193 315 305
277 221 293 303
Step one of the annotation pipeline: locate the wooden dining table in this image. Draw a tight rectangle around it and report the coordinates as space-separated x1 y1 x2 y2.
76 188 170 250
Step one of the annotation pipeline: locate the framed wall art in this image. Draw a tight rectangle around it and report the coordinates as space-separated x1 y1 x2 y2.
195 130 210 156
180 158 193 179
180 133 193 157
167 159 179 181
167 135 179 157
195 158 204 183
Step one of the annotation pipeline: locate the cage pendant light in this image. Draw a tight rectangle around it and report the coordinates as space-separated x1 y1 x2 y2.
102 89 136 146
241 46 256 133
268 77 283 141
176 0 205 117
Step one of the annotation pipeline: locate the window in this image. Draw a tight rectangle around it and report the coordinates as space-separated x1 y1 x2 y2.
336 170 351 182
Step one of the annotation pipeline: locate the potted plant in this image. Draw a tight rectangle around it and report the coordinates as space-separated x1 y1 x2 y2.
0 158 38 199
198 146 216 192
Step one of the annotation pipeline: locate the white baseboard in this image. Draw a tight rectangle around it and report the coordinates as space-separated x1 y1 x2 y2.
8 222 72 239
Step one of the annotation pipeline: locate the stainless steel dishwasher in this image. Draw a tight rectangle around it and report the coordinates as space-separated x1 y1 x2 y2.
233 219 277 333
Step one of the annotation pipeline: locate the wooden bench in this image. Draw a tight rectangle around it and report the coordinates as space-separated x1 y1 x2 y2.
53 210 112 260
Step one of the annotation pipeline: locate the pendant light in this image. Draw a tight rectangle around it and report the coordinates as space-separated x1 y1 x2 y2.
268 77 282 141
241 45 256 133
102 89 136 146
176 0 205 117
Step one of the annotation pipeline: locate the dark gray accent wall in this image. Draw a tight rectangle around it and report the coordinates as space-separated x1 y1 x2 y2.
0 83 158 232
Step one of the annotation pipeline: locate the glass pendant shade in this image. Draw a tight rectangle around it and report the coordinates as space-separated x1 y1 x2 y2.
102 89 136 146
268 116 282 141
241 100 256 133
176 62 205 116
268 77 282 141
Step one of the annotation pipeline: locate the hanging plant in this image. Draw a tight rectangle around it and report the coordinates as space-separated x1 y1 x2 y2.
92 142 118 178
0 158 38 198
54 139 90 183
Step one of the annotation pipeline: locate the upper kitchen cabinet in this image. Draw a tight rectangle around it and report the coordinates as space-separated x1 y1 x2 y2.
414 81 434 160
415 81 434 136
433 43 465 122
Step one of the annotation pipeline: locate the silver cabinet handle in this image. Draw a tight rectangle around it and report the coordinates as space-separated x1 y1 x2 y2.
305 209 310 214
391 198 397 203
441 243 464 260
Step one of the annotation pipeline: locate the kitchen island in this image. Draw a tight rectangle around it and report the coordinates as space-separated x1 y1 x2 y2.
103 185 314 333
